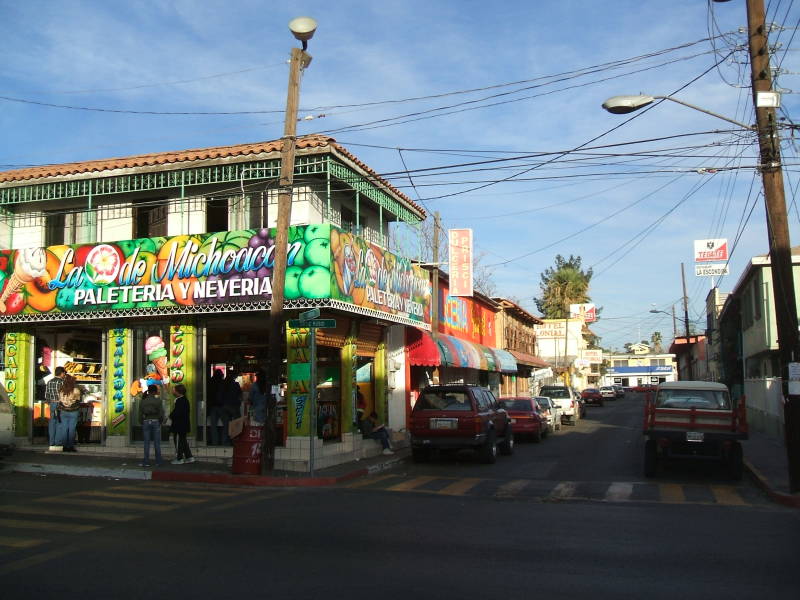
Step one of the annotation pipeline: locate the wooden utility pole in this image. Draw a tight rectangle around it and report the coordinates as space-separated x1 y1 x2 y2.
263 46 311 473
681 263 693 380
431 212 440 382
744 0 800 492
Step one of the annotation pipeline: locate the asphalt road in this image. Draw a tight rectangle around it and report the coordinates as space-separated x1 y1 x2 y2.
2 394 798 599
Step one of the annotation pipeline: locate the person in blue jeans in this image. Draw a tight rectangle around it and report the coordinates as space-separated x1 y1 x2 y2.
139 384 164 467
45 366 65 450
55 373 82 452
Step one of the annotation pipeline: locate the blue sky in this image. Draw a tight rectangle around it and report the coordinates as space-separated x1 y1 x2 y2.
1 0 798 351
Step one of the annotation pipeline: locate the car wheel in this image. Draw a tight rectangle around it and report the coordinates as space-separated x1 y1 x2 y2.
727 441 743 481
478 431 497 464
533 429 542 443
644 439 658 477
499 428 514 456
412 447 431 463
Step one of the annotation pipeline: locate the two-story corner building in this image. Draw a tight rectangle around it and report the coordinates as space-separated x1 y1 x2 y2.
718 248 800 439
493 298 548 396
0 134 431 470
602 345 677 388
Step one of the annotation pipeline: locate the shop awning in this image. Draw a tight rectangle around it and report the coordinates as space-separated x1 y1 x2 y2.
407 328 441 367
509 350 550 368
407 329 517 373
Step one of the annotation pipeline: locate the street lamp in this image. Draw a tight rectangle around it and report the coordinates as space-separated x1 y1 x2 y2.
601 95 754 130
649 307 678 339
264 16 317 473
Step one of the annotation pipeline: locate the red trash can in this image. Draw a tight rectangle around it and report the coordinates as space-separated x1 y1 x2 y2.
231 425 264 474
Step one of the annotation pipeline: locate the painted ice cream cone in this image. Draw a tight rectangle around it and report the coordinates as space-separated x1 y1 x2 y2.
152 355 169 381
0 247 47 313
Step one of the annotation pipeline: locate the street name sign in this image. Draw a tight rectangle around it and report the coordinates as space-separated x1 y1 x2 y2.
299 308 321 321
288 318 336 329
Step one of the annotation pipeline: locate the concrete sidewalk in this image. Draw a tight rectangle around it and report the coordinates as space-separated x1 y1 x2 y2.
743 429 800 508
0 446 409 487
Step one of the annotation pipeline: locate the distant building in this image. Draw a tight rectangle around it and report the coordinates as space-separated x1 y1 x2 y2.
602 350 677 387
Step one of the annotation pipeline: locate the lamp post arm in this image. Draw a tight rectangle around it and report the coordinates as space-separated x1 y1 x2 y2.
653 96 755 130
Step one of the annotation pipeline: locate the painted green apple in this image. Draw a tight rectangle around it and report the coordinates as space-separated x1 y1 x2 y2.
298 265 331 299
284 266 303 299
304 238 332 269
303 223 330 243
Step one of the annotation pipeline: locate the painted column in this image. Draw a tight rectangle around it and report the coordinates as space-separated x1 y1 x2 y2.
169 324 196 433
4 331 33 437
286 325 311 437
341 331 358 432
374 341 387 425
106 327 132 437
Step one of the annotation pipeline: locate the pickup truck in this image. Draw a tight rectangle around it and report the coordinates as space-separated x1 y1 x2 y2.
643 381 747 479
410 384 514 463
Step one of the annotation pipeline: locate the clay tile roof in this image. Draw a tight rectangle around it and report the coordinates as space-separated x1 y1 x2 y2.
0 134 425 218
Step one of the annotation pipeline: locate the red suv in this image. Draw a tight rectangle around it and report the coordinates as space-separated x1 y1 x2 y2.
581 388 604 406
410 385 514 463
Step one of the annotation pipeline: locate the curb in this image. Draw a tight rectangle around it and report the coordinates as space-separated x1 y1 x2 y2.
4 461 151 481
744 459 800 509
1 453 410 487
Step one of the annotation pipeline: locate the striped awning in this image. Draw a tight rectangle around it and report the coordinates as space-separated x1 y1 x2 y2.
407 329 517 373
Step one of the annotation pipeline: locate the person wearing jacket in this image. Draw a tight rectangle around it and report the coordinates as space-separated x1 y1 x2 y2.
138 384 164 467
169 384 195 465
55 373 82 452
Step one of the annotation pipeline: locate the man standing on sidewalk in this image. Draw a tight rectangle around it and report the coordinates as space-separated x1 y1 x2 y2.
45 366 65 451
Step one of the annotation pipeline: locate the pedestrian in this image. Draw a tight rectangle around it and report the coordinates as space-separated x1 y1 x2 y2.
169 384 195 465
207 369 225 445
247 370 268 424
359 410 394 455
45 366 65 451
221 369 242 446
55 373 82 452
139 384 164 467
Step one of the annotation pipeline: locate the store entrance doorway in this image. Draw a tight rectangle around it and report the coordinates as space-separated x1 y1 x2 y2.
33 325 105 446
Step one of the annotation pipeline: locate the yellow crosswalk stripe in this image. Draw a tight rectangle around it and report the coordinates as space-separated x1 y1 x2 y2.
659 483 686 503
0 536 47 548
344 473 397 488
605 482 633 502
0 505 137 522
110 484 239 497
437 478 483 496
386 476 438 492
549 481 576 500
495 479 531 498
35 497 176 511
0 518 99 533
73 490 205 504
711 486 748 506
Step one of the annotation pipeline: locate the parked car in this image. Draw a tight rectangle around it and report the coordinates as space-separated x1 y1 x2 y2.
499 397 547 442
600 386 617 400
643 381 748 479
581 388 604 406
410 385 514 463
533 396 561 432
613 385 625 398
539 385 579 425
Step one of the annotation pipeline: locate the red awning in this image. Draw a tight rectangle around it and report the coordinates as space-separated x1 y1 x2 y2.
407 328 441 367
509 350 549 368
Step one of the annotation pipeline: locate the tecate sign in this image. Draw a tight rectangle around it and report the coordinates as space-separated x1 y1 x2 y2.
695 263 729 277
694 238 728 262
